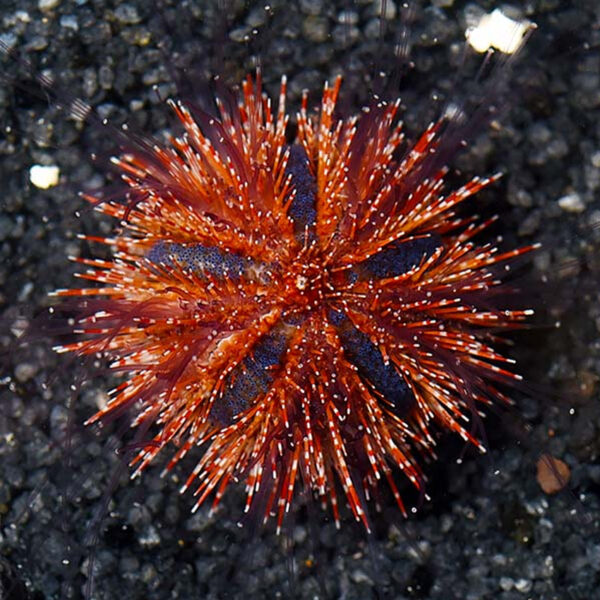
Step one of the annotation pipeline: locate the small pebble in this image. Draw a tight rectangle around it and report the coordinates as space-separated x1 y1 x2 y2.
558 192 585 213
537 454 571 494
303 16 329 43
60 15 79 30
114 4 141 25
499 576 514 591
299 0 324 17
14 362 38 383
514 578 533 593
39 0 60 11
373 0 397 20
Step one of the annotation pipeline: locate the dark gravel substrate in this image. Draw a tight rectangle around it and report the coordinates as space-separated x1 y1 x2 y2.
1 1 599 599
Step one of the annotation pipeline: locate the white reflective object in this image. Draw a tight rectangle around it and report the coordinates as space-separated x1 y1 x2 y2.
466 8 532 54
29 164 60 189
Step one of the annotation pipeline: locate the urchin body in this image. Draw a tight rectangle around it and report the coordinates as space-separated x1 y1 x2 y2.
53 74 535 532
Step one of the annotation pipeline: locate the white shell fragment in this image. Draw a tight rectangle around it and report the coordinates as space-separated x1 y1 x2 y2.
466 9 533 55
29 164 60 189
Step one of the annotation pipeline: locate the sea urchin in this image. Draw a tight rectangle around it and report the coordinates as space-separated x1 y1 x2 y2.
51 72 536 533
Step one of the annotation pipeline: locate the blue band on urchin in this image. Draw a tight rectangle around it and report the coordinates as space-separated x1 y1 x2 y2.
211 329 288 425
285 144 317 244
334 313 415 418
147 241 257 281
357 235 442 280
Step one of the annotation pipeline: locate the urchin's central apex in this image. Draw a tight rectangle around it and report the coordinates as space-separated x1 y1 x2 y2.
295 274 308 290
282 258 330 311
